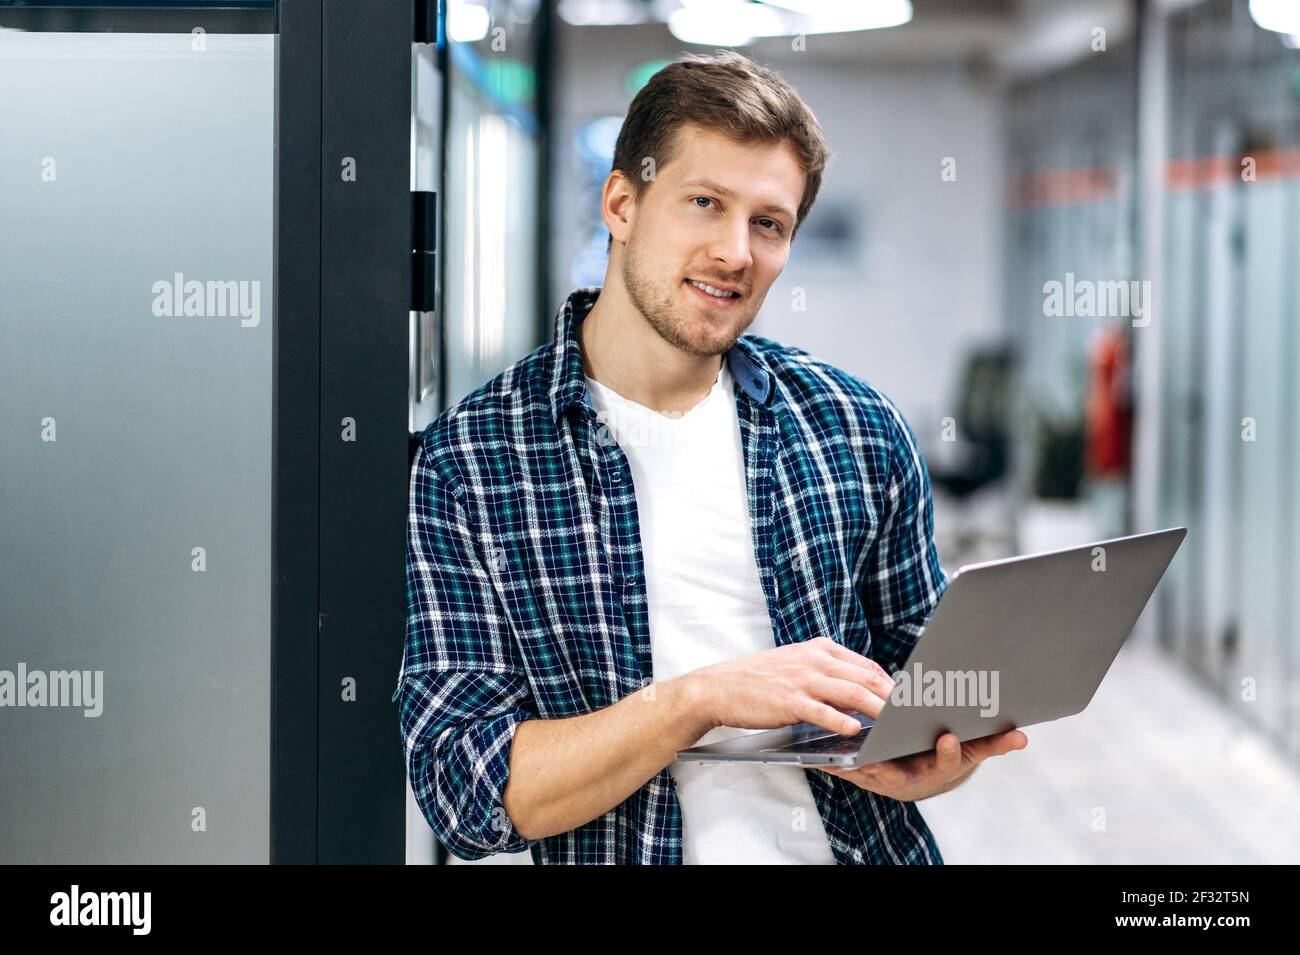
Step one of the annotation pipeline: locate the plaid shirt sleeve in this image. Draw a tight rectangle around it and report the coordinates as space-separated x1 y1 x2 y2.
862 396 950 677
395 439 538 861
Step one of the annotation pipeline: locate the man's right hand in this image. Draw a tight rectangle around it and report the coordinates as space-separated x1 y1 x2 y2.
685 636 896 737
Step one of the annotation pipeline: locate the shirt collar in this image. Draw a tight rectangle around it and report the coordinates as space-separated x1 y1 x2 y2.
546 286 778 426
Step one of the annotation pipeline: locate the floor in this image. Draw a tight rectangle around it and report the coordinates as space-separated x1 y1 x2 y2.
920 635 1300 864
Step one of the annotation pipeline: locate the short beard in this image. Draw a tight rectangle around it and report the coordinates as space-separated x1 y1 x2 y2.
621 228 750 358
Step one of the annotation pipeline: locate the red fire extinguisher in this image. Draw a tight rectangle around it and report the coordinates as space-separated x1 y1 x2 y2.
1086 326 1131 477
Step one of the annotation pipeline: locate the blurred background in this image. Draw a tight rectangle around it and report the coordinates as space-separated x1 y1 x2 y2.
423 0 1300 864
2 0 1297 864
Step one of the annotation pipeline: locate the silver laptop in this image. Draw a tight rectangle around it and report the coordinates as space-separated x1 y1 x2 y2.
675 527 1187 768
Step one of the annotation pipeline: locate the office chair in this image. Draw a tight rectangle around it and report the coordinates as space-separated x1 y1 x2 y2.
926 347 1019 564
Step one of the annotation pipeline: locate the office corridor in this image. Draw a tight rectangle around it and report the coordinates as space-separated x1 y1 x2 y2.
923 637 1300 864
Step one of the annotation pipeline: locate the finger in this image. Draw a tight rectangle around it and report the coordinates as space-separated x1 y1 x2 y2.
817 640 896 683
814 676 889 722
798 699 865 736
934 733 963 775
980 729 1028 755
964 729 1028 763
821 656 896 700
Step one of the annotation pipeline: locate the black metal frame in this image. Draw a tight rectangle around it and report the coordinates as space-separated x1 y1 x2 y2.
0 0 275 32
535 0 554 363
271 0 322 865
274 0 410 864
309 0 410 865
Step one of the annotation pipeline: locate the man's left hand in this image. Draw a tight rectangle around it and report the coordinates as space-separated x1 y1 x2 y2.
816 729 1028 802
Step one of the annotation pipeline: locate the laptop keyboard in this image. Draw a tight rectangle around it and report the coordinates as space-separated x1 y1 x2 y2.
764 728 870 755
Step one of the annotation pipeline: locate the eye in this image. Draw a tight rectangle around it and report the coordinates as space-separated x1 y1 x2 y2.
692 197 783 235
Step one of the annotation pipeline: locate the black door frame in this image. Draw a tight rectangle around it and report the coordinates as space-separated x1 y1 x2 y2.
275 0 410 864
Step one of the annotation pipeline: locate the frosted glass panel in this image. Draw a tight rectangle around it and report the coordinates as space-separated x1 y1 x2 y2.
0 31 274 863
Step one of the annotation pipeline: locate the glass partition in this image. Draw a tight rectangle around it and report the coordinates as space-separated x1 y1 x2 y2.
0 25 275 863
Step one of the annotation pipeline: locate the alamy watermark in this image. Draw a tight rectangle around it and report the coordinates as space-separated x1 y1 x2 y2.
592 406 689 449
151 272 261 328
50 885 150 935
0 663 103 717
888 662 1000 718
1042 272 1152 327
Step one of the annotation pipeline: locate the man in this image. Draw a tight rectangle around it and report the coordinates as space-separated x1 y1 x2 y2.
396 51 1026 865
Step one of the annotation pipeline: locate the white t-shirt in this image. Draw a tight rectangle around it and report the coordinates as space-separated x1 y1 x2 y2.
584 357 837 864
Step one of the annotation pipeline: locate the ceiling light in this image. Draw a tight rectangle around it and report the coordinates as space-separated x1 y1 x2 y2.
1249 0 1300 36
557 0 649 27
758 0 913 31
669 1 786 46
447 1 491 42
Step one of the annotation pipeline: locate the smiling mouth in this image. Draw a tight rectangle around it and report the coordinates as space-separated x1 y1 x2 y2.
684 278 742 302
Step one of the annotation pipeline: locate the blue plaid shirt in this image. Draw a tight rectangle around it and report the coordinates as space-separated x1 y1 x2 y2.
395 286 950 864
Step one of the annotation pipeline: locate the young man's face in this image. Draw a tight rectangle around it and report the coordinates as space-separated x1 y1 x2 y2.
613 122 805 358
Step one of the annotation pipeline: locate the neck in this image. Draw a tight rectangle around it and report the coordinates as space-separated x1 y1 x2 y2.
577 283 724 416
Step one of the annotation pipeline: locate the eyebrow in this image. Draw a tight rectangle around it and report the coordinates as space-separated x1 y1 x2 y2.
677 177 797 224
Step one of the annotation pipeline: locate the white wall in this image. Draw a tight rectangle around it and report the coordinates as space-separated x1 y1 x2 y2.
550 25 1007 431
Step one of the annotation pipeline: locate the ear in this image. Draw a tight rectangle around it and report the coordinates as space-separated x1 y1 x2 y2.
602 170 640 247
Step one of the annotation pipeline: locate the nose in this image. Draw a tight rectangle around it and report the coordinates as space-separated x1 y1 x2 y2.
706 215 753 277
